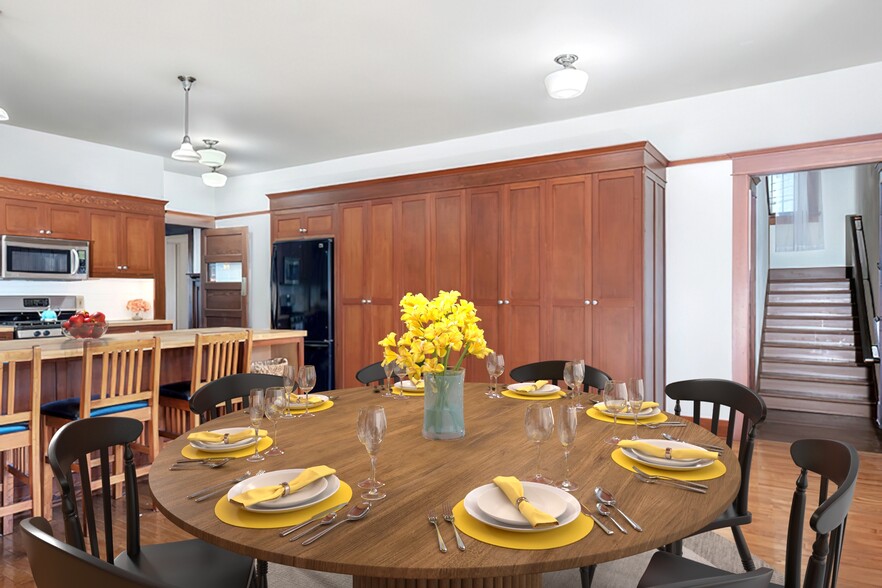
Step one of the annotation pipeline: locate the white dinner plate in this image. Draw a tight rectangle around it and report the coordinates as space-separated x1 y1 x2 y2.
596 404 661 420
287 394 329 409
474 482 568 526
189 427 258 452
463 482 580 533
227 468 336 513
506 383 562 396
393 380 424 392
621 439 714 471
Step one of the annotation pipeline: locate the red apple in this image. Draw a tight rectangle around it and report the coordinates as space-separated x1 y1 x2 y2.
69 314 84 327
93 311 106 324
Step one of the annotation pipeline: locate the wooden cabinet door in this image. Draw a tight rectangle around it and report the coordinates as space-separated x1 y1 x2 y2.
274 207 336 241
274 211 304 240
303 208 336 236
397 195 430 296
591 170 642 381
45 203 88 240
89 211 122 276
1 199 42 237
546 176 592 362
338 203 369 386
365 200 398 365
430 190 466 293
122 214 155 276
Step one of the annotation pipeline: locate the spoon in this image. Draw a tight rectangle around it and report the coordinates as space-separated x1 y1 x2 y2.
595 486 642 532
302 502 371 545
289 508 344 541
661 432 724 452
595 503 627 533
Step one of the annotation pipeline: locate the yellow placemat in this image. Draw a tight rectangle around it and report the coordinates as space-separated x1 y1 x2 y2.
586 407 668 425
451 500 592 550
611 448 727 481
214 481 353 529
392 388 424 397
287 400 335 415
180 436 273 460
501 389 566 401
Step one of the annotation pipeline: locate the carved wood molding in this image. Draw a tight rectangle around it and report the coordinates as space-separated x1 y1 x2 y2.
0 177 167 216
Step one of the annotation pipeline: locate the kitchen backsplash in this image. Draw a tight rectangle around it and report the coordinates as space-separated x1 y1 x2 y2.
0 278 154 320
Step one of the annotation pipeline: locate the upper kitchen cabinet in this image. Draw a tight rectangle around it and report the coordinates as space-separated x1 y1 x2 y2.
0 198 89 240
89 211 158 278
272 206 336 241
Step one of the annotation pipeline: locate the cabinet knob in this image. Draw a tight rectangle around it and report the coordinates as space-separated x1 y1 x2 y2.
361 299 367 304
497 300 504 305
300 228 307 233
593 300 598 305
123 266 128 270
585 300 590 305
39 229 46 234
117 266 122 270
366 299 372 304
46 230 52 234
504 300 510 305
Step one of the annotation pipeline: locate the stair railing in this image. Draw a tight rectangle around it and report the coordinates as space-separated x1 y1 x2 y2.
847 215 880 428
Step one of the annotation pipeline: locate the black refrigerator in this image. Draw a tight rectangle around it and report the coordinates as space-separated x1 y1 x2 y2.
271 238 335 392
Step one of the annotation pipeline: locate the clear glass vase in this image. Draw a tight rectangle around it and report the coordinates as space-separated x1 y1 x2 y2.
422 369 466 440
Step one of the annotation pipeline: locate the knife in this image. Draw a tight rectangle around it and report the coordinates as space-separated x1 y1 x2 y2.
579 501 613 535
279 502 349 537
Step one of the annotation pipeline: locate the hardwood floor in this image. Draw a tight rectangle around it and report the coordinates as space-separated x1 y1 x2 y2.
2 438 880 587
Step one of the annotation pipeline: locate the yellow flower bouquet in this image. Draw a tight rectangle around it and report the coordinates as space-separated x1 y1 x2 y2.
378 290 491 440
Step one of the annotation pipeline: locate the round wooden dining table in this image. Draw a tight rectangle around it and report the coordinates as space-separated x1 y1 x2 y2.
149 383 740 588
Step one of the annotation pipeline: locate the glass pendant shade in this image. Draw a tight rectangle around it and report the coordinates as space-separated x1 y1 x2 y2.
172 138 201 161
202 168 227 188
0 107 8 121
198 146 227 167
544 67 589 99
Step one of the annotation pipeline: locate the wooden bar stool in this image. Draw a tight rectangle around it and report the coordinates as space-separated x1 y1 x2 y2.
41 337 161 520
158 329 253 439
0 346 42 535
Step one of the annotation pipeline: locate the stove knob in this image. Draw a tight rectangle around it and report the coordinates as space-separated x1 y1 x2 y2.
33 331 41 337
43 330 51 336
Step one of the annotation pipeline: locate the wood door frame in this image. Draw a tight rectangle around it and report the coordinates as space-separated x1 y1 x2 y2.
731 134 882 387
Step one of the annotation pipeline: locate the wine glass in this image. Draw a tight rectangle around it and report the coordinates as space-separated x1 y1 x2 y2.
263 387 286 456
382 361 395 398
602 380 628 445
393 360 408 400
246 388 265 463
572 359 586 409
628 378 645 426
485 352 504 398
280 365 298 420
297 365 317 418
355 406 385 490
563 361 576 401
357 406 387 500
524 403 555 484
555 404 579 492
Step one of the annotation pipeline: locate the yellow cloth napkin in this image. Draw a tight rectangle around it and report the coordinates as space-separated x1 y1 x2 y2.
288 394 324 404
596 401 659 412
187 429 267 444
517 380 550 392
231 465 337 507
617 439 718 461
492 476 559 528
395 380 425 389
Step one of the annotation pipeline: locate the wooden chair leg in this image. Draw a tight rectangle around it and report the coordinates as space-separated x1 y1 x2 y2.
2 450 13 535
42 423 55 521
731 526 756 571
30 440 42 519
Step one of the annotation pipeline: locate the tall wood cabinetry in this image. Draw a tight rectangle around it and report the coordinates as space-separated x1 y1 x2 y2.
268 142 667 397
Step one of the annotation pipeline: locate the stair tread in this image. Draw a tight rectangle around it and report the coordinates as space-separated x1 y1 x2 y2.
763 341 858 350
760 370 869 384
764 326 856 333
758 387 873 404
760 356 864 367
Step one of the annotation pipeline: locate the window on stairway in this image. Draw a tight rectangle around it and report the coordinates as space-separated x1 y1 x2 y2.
767 171 824 252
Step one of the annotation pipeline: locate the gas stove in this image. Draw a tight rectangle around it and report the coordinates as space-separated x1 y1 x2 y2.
0 295 81 339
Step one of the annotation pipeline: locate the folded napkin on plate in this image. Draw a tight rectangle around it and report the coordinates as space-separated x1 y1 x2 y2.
617 439 718 461
288 395 324 404
596 401 659 412
517 380 550 393
396 380 424 389
187 429 267 444
492 475 559 528
231 465 336 507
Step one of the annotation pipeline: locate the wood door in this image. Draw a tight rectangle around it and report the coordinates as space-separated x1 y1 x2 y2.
338 203 368 385
397 195 430 296
122 214 155 276
365 200 398 363
89 211 122 276
201 227 249 328
45 203 88 240
1 199 42 237
430 190 467 293
591 170 642 381
503 182 543 372
546 176 593 362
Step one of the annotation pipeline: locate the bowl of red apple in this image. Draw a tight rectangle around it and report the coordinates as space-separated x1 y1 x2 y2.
62 311 108 339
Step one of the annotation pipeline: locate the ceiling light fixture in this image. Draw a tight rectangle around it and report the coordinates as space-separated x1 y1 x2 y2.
202 166 227 188
544 54 589 99
171 75 200 161
0 107 8 121
197 139 226 167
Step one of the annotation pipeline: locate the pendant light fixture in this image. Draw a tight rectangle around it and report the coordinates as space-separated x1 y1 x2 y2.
544 54 589 99
171 75 200 161
197 139 226 167
0 107 8 121
202 165 227 188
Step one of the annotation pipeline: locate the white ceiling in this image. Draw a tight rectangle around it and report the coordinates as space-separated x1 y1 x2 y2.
1 1 881 177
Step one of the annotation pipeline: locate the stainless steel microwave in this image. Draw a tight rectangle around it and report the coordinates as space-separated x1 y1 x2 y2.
1 235 89 280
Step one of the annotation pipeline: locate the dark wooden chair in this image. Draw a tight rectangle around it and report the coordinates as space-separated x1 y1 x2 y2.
189 373 283 422
510 360 611 392
21 516 168 588
638 438 859 588
355 361 394 391
47 416 254 588
663 379 767 571
648 569 774 587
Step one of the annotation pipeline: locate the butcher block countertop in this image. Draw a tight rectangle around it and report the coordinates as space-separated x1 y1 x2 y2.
108 319 174 328
0 328 307 360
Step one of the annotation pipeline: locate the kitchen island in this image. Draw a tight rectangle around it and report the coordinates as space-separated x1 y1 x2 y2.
0 328 306 406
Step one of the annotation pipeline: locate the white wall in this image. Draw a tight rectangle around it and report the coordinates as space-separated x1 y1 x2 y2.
0 278 154 320
857 165 880 302
163 171 217 215
770 167 859 268
214 214 272 330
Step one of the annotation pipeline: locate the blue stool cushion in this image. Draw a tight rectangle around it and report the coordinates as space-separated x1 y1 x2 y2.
159 380 192 400
41 398 149 420
0 423 28 434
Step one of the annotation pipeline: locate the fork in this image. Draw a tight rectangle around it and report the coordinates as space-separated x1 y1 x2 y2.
633 471 707 493
636 421 687 429
441 502 465 551
427 509 448 553
192 469 264 502
169 458 231 470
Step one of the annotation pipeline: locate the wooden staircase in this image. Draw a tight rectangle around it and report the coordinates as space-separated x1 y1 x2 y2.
758 267 874 418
